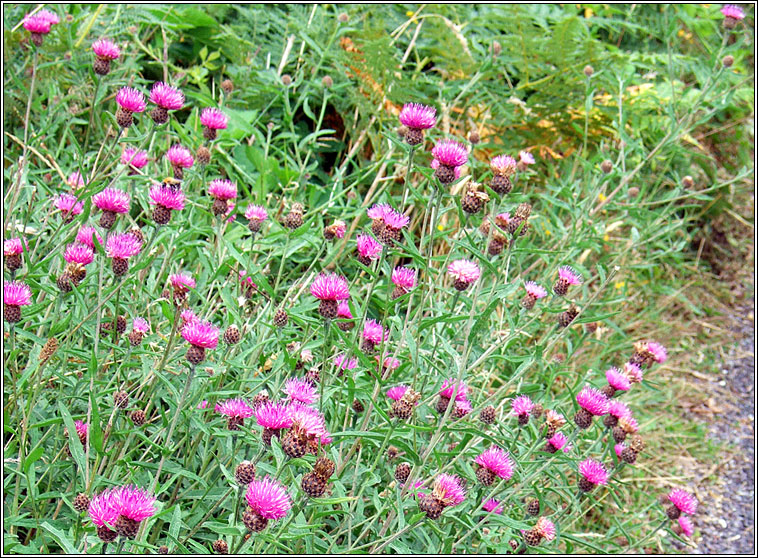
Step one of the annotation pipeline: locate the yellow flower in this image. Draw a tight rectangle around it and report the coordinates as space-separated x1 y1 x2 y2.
437 224 444 231
614 281 625 290
598 193 607 202
406 10 414 17
603 234 610 242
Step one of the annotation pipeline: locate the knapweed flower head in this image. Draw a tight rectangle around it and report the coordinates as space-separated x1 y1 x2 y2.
558 266 583 285
215 398 255 419
624 361 644 383
245 204 268 222
391 266 416 290
288 403 329 440
519 150 536 166
116 87 147 113
578 458 608 486
76 226 103 249
608 400 633 420
132 317 149 334
149 184 186 210
197 400 208 410
376 354 401 371
74 420 88 439
430 157 463 181
511 395 535 417
255 402 292 430
324 219 346 239
431 473 466 507
668 488 698 515
618 415 639 434
614 443 626 459
180 309 199 326
387 385 409 401
55 193 84 218
121 147 149 170
169 273 196 292
93 188 130 214
475 447 515 480
721 4 745 20
165 145 194 169
439 379 468 401
448 259 481 289
310 273 350 301
4 238 24 256
454 399 473 417
106 233 142 259
362 319 386 344
647 341 668 364
6 280 34 309
200 107 228 129
284 378 319 405
490 154 517 176
181 320 219 349
546 432 571 453
245 477 291 520
110 485 157 522
92 38 120 60
64 243 94 265
150 82 184 110
525 281 547 299
208 179 237 200
535 517 556 541
356 234 382 262
398 103 436 130
482 498 503 514
336 301 353 320
677 516 695 537
366 202 393 222
383 207 410 230
576 386 610 416
431 139 468 168
66 171 85 190
23 10 58 39
335 353 358 371
606 366 631 391
88 489 119 527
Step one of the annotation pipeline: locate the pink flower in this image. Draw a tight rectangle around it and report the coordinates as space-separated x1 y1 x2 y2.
64 243 94 265
245 477 291 520
398 103 436 129
288 403 329 440
197 400 208 410
310 273 350 301
208 179 237 200
677 516 694 537
149 185 186 211
74 420 88 439
366 203 392 221
606 367 631 391
614 444 626 458
165 145 194 169
327 220 346 239
578 458 608 486
618 416 639 434
721 4 745 19
519 151 535 166
200 107 228 129
116 87 147 113
67 171 85 189
558 266 583 285
169 273 196 291
490 154 517 176
335 353 358 371
376 355 401 370
391 267 416 290
181 320 219 349
255 402 292 430
362 319 386 344
356 234 382 262
386 385 408 401
624 362 643 383
482 498 503 514
547 432 571 453
474 447 515 480
23 13 53 34
336 301 353 320
454 399 472 416
431 139 468 168
4 238 24 256
55 194 84 217
647 341 667 363
111 485 157 522
283 378 319 405
180 309 199 326
149 82 184 110
431 474 466 507
576 386 610 416
245 204 268 221
511 395 535 417
524 281 547 299
132 317 149 334
383 207 410 230
105 233 142 259
93 188 130 214
88 489 120 527
448 259 481 285
607 400 632 420
668 489 697 515
439 379 468 401
121 147 149 169
239 270 256 289
92 38 120 60
215 398 255 418
535 517 556 541
76 226 103 248
35 9 60 25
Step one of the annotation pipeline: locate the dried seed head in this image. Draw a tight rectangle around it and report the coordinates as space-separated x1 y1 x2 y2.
212 539 229 554
221 79 234 94
600 160 613 174
113 390 129 409
583 65 594 77
281 74 292 86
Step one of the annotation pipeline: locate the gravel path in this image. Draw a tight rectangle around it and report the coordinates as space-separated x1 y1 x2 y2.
690 298 755 555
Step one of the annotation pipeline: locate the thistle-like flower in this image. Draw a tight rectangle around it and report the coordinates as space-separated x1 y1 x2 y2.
356 234 382 266
245 205 269 234
243 477 291 532
522 281 547 309
431 139 468 184
553 266 583 296
283 378 319 405
310 273 350 319
577 459 608 492
391 266 416 299
489 154 517 195
544 432 571 454
474 447 515 485
511 395 535 426
721 4 745 28
335 353 358 372
4 280 32 323
200 107 228 140
207 179 237 217
149 184 186 225
149 82 184 124
115 87 146 128
666 488 698 519
121 147 149 174
105 233 142 276
76 226 103 249
55 193 84 223
4 238 25 271
361 319 386 353
181 320 220 365
398 103 436 145
165 145 194 179
448 259 481 291
215 398 255 430
92 188 130 229
324 219 346 240
574 386 610 429
92 38 120 75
